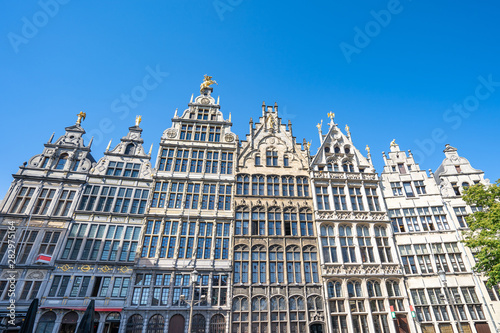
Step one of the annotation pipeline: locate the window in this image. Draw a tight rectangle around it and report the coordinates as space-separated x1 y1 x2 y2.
445 242 466 272
390 182 403 196
126 314 144 333
299 209 313 236
217 184 232 210
19 281 42 300
55 154 68 170
54 190 76 216
357 226 374 263
452 182 461 196
211 274 228 306
303 246 319 283
251 245 266 284
316 186 330 210
160 221 179 259
251 297 268 333
374 226 392 263
237 175 249 195
365 188 380 211
195 221 213 259
454 207 468 228
431 206 450 230
484 282 500 301
282 176 295 196
398 163 406 174
158 148 174 171
201 184 216 210
113 188 134 213
296 177 309 197
10 187 36 214
266 150 278 166
339 225 356 263
235 207 249 236
214 222 230 260
349 187 364 211
267 176 280 196
414 180 426 194
403 182 414 197
251 207 265 236
168 182 184 209
321 225 337 263
220 152 233 174
48 275 71 297
414 244 433 274
289 296 306 333
232 297 249 333
284 208 298 236
38 231 60 256
268 207 282 236
33 189 56 215
205 151 218 173
124 144 135 155
387 280 404 311
399 245 417 274
455 165 462 173
255 154 261 166
69 276 92 297
271 296 288 332
286 246 302 283
389 209 404 233
284 155 289 167
332 186 347 210
131 274 153 305
269 245 284 284
234 245 249 284
16 230 39 264
403 208 419 232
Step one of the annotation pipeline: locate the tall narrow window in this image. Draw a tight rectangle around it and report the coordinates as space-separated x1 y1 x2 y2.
320 225 337 263
339 225 356 263
55 154 68 170
251 245 266 284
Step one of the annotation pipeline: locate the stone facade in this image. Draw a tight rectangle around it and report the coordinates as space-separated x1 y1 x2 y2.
0 81 498 333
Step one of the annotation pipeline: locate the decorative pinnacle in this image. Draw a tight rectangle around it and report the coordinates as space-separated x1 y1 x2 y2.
390 139 397 147
327 112 335 121
365 145 370 154
316 120 323 131
307 142 311 150
135 115 142 126
345 124 350 136
76 111 86 125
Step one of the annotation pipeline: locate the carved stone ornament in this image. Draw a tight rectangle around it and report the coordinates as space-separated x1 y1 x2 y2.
225 133 235 142
45 149 54 156
201 97 210 105
166 129 177 139
26 271 45 279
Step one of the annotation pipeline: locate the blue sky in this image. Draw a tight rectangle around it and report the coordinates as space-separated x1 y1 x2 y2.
1 0 499 195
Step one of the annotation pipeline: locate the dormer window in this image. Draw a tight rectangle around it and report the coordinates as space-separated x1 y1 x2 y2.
255 154 261 166
55 154 68 170
398 164 406 174
284 155 289 167
197 109 209 120
455 165 462 173
462 182 470 191
124 144 135 155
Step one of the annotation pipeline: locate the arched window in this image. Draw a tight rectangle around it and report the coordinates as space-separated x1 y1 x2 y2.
147 314 164 333
289 296 306 333
357 225 374 263
328 281 342 298
252 175 265 195
282 176 295 196
267 175 280 196
307 295 324 321
126 314 144 333
234 245 249 284
367 281 382 297
124 143 135 155
345 147 350 154
462 182 470 190
339 225 356 263
271 296 287 332
61 312 79 333
268 207 282 236
36 311 56 333
367 281 385 313
55 153 68 170
303 246 319 283
251 297 268 333
251 207 265 236
236 175 249 195
251 245 266 284
374 226 393 263
347 281 362 298
296 177 309 197
191 314 206 333
286 246 301 283
299 208 313 236
235 206 249 235
321 225 337 263
269 246 284 284
284 207 297 236
342 163 354 172
334 163 340 171
232 297 249 333
104 313 120 333
334 146 341 154
386 280 404 312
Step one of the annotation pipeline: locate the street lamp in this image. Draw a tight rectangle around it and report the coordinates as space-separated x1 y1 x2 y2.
182 269 207 333
438 270 464 333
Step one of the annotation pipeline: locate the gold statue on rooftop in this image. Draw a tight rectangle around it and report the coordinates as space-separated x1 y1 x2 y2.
136 115 142 126
327 112 335 121
76 111 86 125
200 75 218 91
390 139 397 147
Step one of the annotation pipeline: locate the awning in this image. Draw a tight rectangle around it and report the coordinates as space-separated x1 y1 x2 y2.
39 306 122 312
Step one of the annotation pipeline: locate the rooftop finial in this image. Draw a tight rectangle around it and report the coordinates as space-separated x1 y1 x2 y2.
48 132 55 144
390 139 397 147
200 75 217 92
149 143 153 156
135 115 142 126
76 111 86 125
106 139 112 152
327 112 335 123
190 94 194 103
217 96 220 104
345 124 350 137
365 145 370 154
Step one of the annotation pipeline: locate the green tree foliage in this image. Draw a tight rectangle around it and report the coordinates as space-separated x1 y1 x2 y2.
463 180 500 287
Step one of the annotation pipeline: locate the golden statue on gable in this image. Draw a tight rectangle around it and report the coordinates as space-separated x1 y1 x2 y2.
200 75 218 91
76 111 86 125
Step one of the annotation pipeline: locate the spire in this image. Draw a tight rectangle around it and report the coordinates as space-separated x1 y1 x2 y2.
217 96 220 105
229 112 231 122
88 136 93 148
345 124 351 138
190 94 194 103
48 132 55 144
316 120 323 144
174 108 178 118
327 112 335 126
106 139 112 152
149 143 153 156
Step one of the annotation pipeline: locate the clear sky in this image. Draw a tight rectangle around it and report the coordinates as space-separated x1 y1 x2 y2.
1 0 499 195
